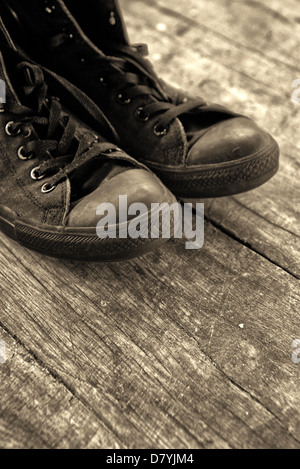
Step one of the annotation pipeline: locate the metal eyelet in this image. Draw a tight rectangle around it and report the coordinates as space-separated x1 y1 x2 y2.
31 166 44 180
24 128 32 139
18 146 33 160
117 93 131 105
99 77 108 86
109 11 116 26
153 123 169 136
44 1 56 14
135 107 149 123
5 121 21 136
102 148 116 155
41 183 56 194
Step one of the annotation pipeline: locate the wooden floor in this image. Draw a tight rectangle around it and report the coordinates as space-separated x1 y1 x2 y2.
0 0 299 449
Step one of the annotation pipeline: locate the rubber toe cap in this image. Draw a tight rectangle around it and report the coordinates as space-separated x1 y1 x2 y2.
66 169 175 228
186 117 273 166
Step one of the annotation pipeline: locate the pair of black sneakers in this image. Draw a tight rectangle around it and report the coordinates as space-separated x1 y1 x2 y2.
0 0 280 261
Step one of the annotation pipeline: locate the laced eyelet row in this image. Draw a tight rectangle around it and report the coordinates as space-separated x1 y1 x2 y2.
5 120 55 192
96 68 170 136
115 98 168 136
30 166 56 193
9 59 111 197
5 121 32 138
84 55 170 136
6 122 35 159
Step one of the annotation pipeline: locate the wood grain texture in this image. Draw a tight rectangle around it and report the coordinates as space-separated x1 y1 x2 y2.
0 329 122 449
0 221 299 449
0 0 299 449
121 0 300 277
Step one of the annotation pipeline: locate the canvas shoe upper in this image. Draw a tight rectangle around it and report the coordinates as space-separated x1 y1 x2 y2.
0 0 280 198
0 44 176 261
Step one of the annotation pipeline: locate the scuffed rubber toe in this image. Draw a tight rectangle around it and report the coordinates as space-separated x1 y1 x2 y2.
156 117 280 199
187 117 274 165
66 168 175 227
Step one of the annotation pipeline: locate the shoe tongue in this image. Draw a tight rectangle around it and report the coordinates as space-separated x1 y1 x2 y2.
69 130 128 202
16 63 46 111
70 160 128 203
67 115 129 202
23 64 40 87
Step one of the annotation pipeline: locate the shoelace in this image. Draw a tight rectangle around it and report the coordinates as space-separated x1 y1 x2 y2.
48 34 209 136
8 62 121 192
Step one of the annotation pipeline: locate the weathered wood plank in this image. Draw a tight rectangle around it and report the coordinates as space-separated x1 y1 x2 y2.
142 0 300 67
121 0 300 276
0 220 299 448
0 329 123 449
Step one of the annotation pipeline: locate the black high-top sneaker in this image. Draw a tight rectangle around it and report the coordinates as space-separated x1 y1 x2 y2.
0 44 176 261
0 0 280 199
